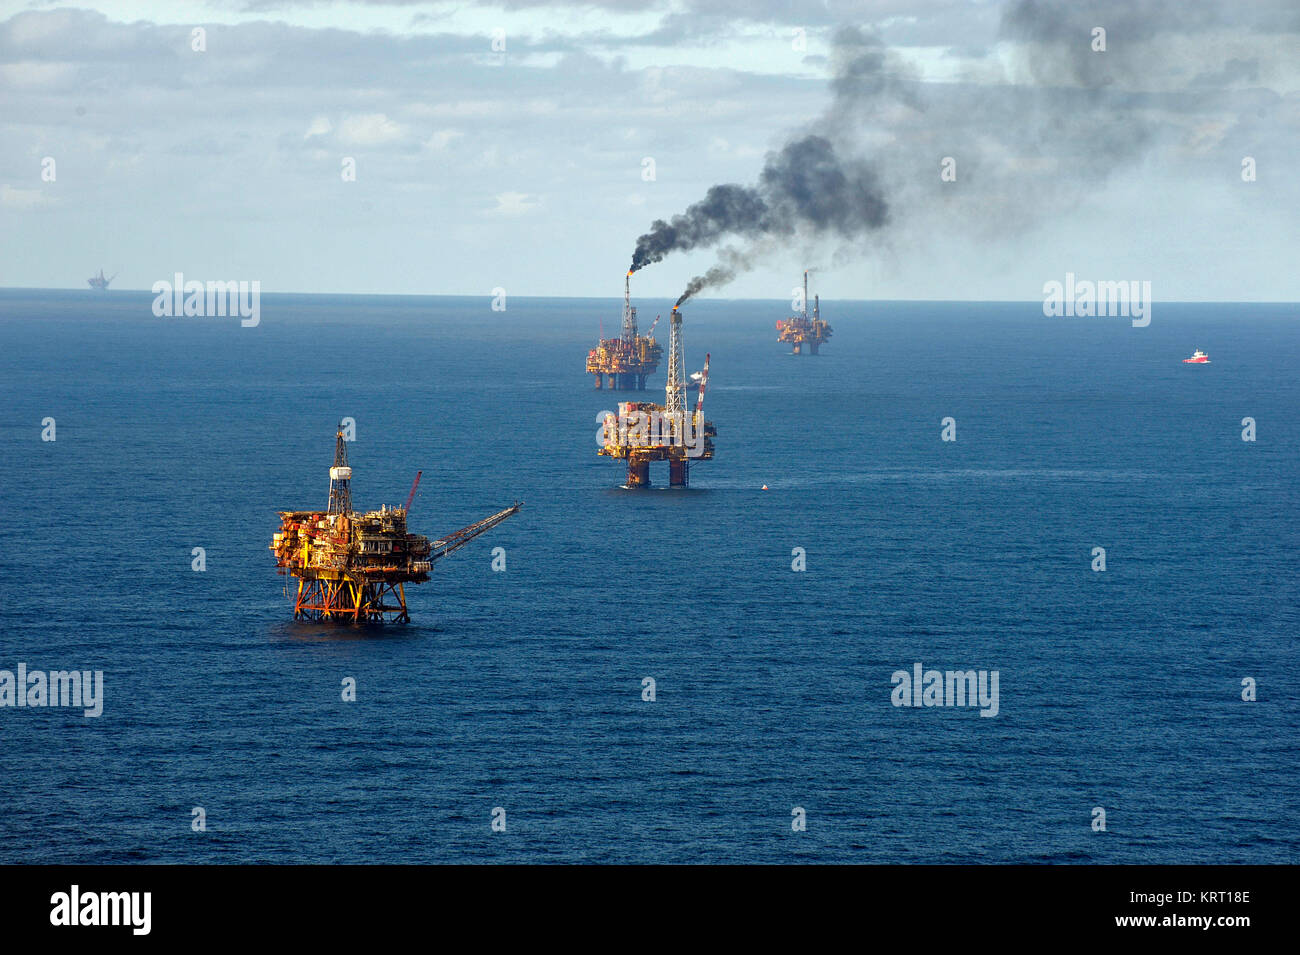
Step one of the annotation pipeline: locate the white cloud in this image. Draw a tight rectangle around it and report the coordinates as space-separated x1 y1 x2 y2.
0 61 76 88
487 191 541 216
1 185 51 208
304 116 332 139
336 113 407 146
1183 120 1231 155
423 129 463 152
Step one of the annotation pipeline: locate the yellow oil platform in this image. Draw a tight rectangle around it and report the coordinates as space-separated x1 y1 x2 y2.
776 270 833 354
586 272 664 389
599 306 715 487
270 429 520 622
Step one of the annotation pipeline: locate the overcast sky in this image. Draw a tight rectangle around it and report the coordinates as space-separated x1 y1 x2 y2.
2 0 1297 300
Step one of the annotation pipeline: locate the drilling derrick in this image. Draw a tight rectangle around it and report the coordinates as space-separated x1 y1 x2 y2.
663 306 689 487
665 306 686 420
598 307 716 488
776 270 833 354
270 428 521 623
327 429 352 515
586 272 664 389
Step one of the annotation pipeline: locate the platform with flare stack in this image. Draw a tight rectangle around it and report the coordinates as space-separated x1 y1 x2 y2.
599 305 716 487
586 272 664 389
776 270 832 354
270 428 521 622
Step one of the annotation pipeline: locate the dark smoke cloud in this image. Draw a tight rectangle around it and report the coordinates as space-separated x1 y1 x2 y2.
674 246 753 306
675 265 733 307
631 134 888 278
633 3 1300 303
631 26 901 301
630 184 766 272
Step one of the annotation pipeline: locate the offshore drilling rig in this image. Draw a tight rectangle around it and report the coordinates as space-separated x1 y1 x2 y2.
776 270 833 354
270 428 521 622
599 306 715 487
586 272 664 389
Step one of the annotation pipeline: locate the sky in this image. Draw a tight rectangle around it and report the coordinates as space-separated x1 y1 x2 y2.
1 0 1298 301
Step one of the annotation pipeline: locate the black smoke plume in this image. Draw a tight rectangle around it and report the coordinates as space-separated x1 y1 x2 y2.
630 28 895 301
628 3 1296 304
634 135 888 281
675 265 733 307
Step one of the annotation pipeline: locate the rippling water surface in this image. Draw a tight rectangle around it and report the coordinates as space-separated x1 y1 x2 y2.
0 290 1295 863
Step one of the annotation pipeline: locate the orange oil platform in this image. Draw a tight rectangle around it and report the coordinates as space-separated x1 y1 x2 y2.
776 270 833 354
586 272 664 389
599 306 715 487
270 429 521 622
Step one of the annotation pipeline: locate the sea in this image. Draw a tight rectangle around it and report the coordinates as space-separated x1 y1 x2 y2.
0 288 1295 864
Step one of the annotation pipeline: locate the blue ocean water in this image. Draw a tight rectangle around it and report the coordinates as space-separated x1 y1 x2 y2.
0 288 1295 864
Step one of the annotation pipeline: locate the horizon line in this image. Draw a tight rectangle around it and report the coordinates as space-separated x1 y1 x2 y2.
2 286 1297 307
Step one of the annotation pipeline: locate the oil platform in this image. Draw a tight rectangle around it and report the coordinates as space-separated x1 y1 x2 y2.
599 306 715 487
270 429 521 622
586 273 664 389
776 270 833 354
87 268 115 290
